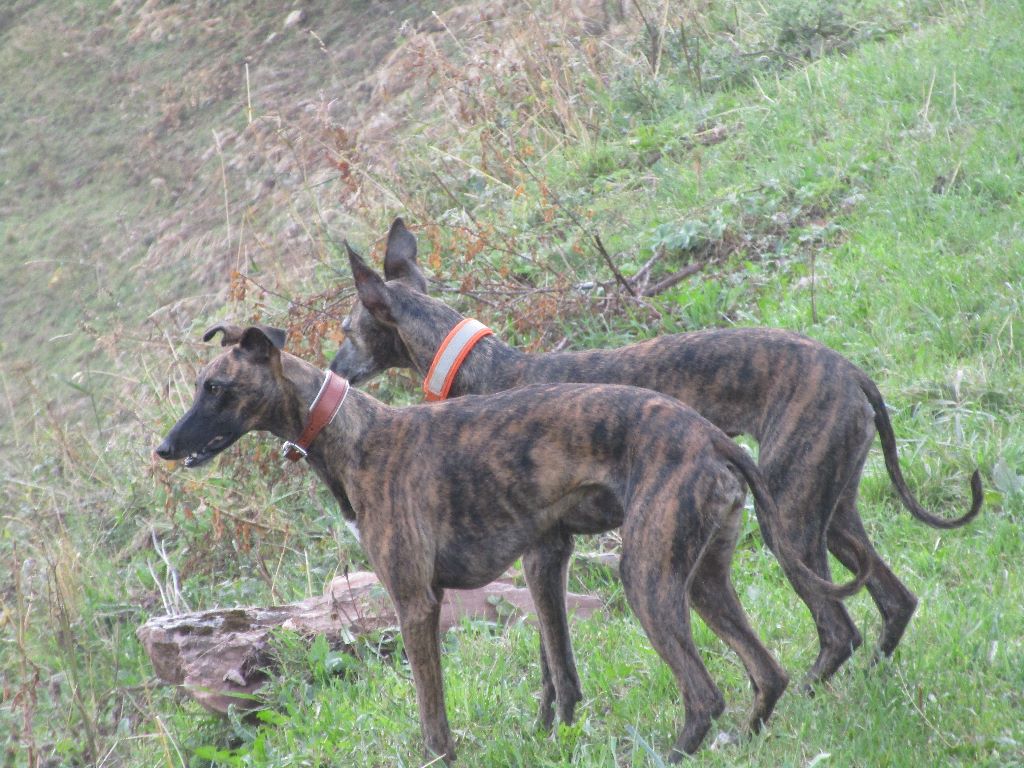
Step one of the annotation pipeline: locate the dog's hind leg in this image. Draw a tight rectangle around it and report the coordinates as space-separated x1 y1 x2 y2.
759 442 864 685
688 499 788 736
619 504 725 760
523 529 583 729
828 480 918 661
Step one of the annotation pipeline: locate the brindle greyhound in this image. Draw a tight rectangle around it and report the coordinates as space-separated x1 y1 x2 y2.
330 218 982 687
155 323 867 762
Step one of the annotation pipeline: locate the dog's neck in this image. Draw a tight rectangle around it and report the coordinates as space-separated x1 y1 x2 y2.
275 353 385 505
396 312 528 397
391 293 660 396
403 319 629 398
432 333 529 397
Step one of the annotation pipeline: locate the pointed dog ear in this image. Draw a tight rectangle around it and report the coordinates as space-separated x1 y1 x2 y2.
238 325 286 362
346 240 395 324
254 325 287 350
202 323 245 345
383 217 427 292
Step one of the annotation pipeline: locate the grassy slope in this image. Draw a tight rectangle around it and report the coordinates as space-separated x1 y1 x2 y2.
1 1 1022 767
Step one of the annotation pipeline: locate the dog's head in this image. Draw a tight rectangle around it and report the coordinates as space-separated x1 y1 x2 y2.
331 218 461 384
154 324 287 467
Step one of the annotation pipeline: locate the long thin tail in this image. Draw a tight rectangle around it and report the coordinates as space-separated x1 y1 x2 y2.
716 434 870 600
857 371 982 529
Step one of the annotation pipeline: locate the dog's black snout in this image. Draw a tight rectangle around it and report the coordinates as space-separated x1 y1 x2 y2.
154 438 175 460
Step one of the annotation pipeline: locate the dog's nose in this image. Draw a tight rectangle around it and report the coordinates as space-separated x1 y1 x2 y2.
154 438 175 460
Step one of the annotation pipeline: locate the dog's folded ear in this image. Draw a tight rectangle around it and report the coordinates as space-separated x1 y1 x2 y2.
383 217 427 292
203 323 245 346
204 323 286 357
238 325 287 362
346 240 396 324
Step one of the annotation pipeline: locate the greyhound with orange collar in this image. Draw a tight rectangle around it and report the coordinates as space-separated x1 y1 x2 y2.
330 219 981 689
155 322 867 763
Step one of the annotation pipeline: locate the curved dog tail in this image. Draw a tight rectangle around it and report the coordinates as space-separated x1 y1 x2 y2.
856 371 982 529
714 433 870 600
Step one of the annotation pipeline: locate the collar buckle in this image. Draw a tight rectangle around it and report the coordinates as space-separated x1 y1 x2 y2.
281 441 307 462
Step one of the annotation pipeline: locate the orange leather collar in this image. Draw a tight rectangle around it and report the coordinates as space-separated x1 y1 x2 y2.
283 370 349 461
422 318 493 402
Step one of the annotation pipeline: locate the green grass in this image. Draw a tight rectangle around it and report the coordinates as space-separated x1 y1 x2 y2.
2 0 1023 766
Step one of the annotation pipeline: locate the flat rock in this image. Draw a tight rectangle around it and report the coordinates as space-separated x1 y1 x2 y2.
137 571 602 714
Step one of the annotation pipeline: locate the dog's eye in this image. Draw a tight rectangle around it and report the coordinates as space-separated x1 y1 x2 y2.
204 381 222 395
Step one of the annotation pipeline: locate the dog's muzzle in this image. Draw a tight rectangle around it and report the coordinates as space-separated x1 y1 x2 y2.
155 433 237 468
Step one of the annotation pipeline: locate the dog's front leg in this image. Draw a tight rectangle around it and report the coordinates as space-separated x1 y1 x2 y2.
396 587 456 762
523 530 582 729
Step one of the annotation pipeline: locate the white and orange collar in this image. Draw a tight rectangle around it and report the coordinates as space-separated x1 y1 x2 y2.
422 318 493 402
